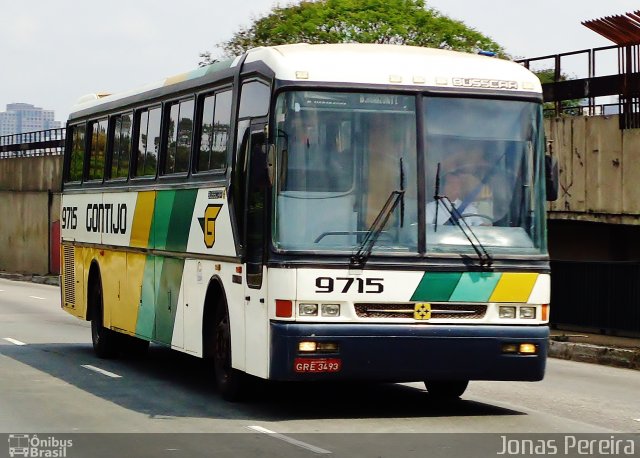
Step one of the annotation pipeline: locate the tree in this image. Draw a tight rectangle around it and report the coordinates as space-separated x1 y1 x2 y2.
201 0 506 63
534 68 584 116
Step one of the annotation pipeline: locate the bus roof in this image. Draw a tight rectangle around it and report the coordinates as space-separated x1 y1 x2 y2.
70 43 541 117
245 43 542 92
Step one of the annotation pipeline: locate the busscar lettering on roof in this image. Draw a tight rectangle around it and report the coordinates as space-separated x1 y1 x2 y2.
452 78 519 90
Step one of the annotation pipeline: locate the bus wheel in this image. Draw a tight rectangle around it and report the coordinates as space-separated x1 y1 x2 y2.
424 380 468 400
213 306 245 401
89 278 119 359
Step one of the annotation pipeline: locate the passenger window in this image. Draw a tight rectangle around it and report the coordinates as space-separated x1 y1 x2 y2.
110 113 132 179
164 98 194 174
135 107 161 177
87 118 108 181
238 81 270 118
198 90 231 172
66 124 85 182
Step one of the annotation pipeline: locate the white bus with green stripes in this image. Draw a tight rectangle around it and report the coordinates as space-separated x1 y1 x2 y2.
60 43 556 401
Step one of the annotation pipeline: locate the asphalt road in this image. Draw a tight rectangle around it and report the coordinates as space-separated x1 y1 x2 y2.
0 278 638 458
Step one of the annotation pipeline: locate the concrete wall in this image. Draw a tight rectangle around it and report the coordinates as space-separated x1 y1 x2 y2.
546 114 640 225
0 156 62 192
0 191 50 274
0 156 62 275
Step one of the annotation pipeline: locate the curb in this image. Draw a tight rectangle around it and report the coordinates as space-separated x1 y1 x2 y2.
549 340 640 371
0 272 60 286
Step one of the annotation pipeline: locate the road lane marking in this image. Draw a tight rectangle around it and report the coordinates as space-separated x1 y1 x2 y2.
28 296 46 300
3 338 26 346
81 365 122 378
247 426 331 454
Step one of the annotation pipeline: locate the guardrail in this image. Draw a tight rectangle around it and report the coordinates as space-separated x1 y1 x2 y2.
0 128 66 159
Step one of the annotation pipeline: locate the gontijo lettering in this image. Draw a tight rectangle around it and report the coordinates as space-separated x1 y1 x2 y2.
85 203 127 234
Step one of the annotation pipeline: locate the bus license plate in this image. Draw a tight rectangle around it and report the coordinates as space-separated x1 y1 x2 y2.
294 358 341 373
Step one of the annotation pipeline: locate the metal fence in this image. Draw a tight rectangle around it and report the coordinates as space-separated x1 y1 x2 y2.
551 261 640 336
0 128 66 159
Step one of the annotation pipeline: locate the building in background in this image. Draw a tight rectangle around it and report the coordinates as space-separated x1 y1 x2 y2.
0 103 61 135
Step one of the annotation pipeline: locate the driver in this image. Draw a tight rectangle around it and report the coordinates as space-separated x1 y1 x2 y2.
426 170 489 226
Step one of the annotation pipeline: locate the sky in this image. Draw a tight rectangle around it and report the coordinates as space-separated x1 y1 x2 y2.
0 0 635 123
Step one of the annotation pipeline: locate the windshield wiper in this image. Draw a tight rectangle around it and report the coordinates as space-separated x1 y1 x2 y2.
351 189 404 269
350 158 405 269
433 162 492 267
434 194 493 268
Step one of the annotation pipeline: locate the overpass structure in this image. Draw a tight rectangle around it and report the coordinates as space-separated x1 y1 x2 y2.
517 10 640 337
0 128 64 276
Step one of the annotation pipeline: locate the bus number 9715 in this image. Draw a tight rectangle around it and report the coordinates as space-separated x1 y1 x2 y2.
315 277 384 294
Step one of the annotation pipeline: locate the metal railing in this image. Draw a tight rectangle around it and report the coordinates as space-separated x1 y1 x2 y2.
0 128 66 159
543 103 620 118
517 45 619 80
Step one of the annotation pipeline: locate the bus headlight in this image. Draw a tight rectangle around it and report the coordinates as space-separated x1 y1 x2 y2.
519 306 536 319
299 303 318 316
321 304 340 317
499 306 516 319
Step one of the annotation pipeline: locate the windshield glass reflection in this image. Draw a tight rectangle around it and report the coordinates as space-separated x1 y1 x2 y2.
425 97 546 254
273 91 418 253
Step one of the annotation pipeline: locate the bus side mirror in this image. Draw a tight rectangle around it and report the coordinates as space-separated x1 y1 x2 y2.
545 155 558 201
267 144 276 186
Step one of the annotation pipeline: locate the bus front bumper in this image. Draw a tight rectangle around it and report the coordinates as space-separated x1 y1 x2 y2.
269 322 548 382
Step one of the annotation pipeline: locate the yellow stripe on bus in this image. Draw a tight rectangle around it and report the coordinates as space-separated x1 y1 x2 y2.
489 273 538 303
130 191 155 248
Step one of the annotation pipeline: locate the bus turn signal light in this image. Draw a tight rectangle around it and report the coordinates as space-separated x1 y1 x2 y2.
542 304 549 321
502 343 537 355
519 344 537 354
276 300 293 318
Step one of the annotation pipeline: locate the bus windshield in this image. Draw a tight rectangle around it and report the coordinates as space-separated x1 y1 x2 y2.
272 90 546 257
424 97 547 256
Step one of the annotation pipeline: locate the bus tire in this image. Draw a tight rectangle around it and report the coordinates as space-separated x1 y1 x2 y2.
89 277 119 359
212 305 246 401
424 380 468 400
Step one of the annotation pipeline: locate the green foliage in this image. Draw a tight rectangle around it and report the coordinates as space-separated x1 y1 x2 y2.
206 0 506 60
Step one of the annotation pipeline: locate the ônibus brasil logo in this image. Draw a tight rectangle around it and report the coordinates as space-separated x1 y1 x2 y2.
8 434 73 457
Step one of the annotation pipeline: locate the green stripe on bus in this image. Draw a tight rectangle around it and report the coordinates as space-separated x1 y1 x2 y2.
410 272 462 302
136 255 156 339
152 191 176 250
154 257 184 345
165 189 198 252
448 272 502 302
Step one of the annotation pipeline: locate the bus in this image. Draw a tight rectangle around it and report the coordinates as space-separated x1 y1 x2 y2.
60 43 556 401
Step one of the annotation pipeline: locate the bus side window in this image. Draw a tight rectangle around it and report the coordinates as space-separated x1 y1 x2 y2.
163 98 194 175
65 124 86 183
135 107 161 177
87 118 108 181
197 90 232 172
110 113 132 180
238 81 270 118
245 126 267 288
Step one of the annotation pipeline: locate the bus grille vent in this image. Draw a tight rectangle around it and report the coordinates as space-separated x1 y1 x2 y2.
354 303 487 320
63 245 75 306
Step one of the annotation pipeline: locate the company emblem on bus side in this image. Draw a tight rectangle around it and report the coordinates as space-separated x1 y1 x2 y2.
198 204 222 248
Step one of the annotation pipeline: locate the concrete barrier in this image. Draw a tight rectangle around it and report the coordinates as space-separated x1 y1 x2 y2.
0 156 62 275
